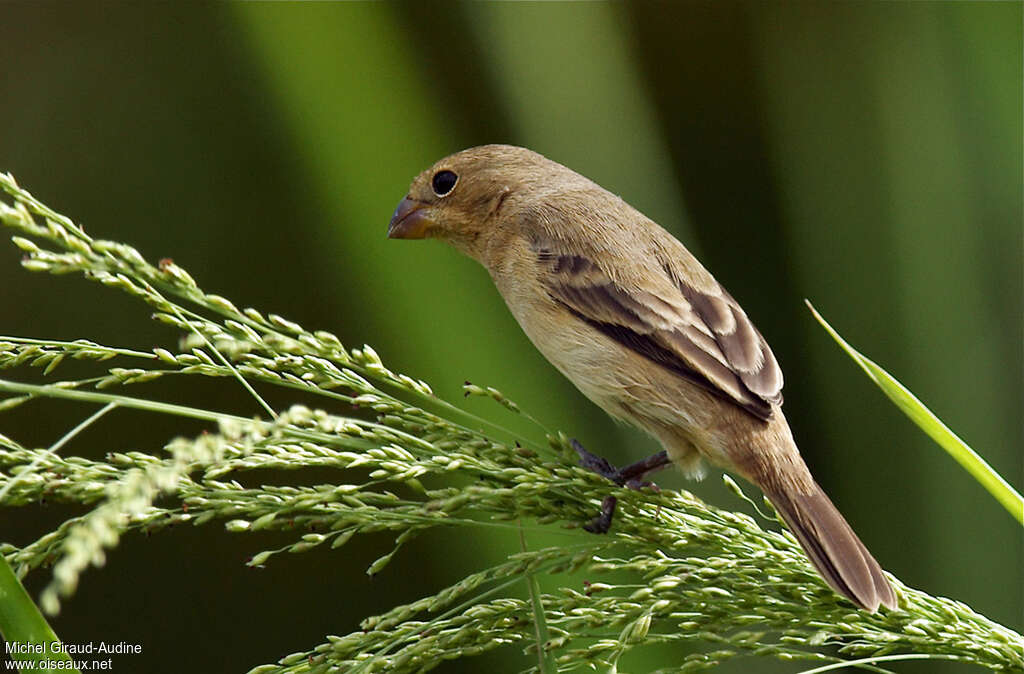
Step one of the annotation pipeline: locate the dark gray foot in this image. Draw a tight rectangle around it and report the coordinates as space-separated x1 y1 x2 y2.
583 495 618 534
571 439 671 533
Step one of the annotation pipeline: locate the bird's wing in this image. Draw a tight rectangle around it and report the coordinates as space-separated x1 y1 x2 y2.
533 241 783 421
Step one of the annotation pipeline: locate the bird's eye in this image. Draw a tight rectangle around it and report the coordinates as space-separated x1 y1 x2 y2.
431 170 458 197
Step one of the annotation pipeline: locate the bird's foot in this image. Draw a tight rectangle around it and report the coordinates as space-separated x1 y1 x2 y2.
583 495 617 534
571 439 671 532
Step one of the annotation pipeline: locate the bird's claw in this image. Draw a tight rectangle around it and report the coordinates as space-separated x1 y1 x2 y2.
582 495 617 534
572 439 620 482
572 438 668 488
571 439 671 533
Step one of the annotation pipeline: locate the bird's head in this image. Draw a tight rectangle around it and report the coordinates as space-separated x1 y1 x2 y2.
388 144 575 260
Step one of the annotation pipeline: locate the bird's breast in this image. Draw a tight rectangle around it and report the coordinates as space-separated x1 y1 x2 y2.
492 264 650 422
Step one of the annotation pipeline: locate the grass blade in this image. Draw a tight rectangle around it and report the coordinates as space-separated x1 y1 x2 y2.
0 556 79 672
807 300 1022 526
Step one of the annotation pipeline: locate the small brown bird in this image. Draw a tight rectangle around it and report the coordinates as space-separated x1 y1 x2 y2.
388 144 897 612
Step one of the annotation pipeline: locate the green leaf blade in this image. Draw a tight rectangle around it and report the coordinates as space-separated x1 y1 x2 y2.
0 556 79 672
807 301 1023 526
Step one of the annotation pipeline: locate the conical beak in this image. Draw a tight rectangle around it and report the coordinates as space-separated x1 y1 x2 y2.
387 197 433 239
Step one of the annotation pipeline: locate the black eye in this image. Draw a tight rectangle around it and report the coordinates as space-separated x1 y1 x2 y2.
431 169 458 197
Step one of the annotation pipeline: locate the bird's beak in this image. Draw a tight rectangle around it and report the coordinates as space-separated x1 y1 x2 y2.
388 197 433 239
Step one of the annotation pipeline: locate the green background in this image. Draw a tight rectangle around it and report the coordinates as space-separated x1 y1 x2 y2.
1 3 1020 672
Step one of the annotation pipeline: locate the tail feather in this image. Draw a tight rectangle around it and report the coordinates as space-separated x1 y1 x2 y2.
765 482 897 612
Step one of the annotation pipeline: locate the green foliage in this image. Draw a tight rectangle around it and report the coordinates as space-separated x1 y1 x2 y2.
0 556 78 672
1 175 1022 672
807 302 1023 526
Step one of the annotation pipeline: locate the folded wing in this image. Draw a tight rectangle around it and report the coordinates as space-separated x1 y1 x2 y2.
534 242 783 421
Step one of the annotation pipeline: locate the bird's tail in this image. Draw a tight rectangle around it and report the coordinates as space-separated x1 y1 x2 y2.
761 480 897 612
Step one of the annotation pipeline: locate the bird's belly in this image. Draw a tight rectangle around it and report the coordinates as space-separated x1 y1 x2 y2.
508 296 673 424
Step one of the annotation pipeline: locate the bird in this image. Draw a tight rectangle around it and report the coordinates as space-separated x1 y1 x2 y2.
387 144 897 612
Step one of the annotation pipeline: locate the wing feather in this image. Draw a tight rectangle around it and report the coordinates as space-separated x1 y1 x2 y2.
535 242 783 421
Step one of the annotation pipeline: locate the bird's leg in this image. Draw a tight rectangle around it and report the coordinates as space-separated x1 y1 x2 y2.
571 439 671 533
571 439 670 487
612 450 672 488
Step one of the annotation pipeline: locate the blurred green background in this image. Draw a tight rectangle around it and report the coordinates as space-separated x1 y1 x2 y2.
1 2 1020 672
